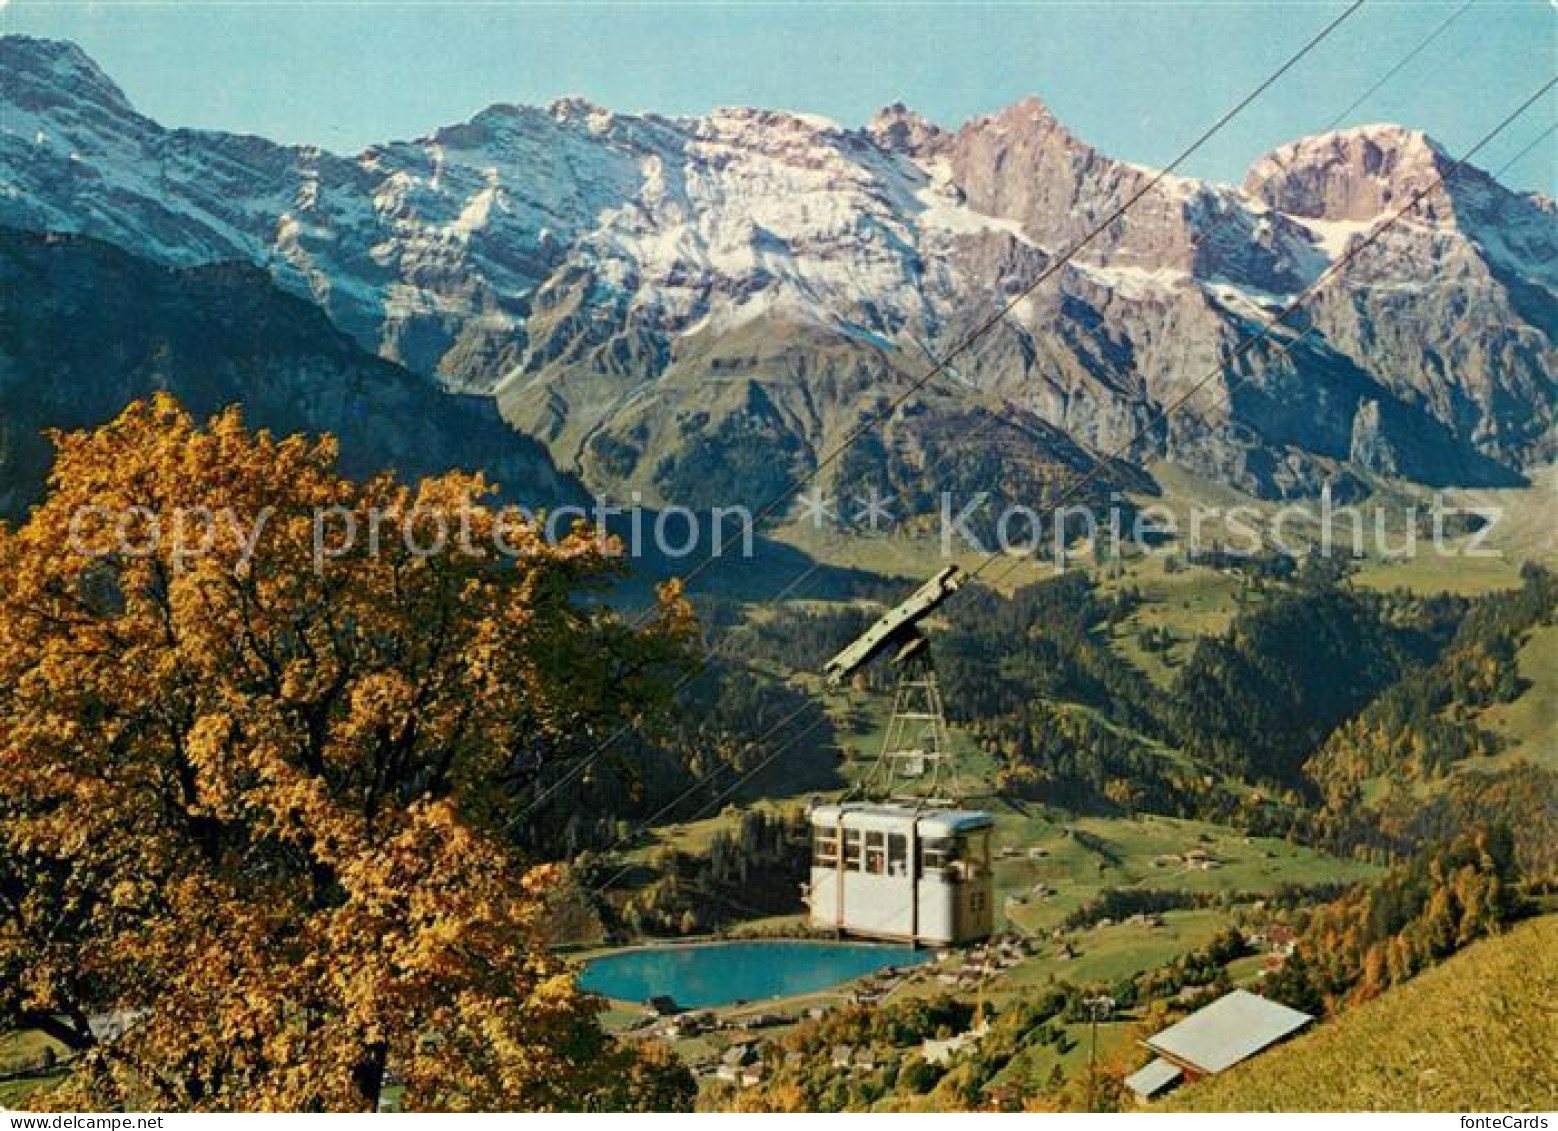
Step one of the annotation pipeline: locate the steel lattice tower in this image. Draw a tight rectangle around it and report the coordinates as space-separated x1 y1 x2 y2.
861 640 963 807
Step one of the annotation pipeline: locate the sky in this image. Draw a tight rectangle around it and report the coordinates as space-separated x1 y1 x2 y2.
2 1 1554 192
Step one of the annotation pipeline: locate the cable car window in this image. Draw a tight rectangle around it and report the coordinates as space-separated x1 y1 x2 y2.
920 837 951 873
864 830 885 874
813 830 839 867
888 833 908 876
843 828 862 872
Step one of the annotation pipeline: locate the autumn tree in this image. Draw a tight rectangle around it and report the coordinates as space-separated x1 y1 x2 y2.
1261 826 1523 1018
0 397 696 1111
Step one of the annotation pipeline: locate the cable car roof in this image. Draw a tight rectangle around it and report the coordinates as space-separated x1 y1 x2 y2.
809 802 993 835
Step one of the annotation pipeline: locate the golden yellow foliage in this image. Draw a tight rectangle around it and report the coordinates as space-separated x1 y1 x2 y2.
0 397 695 1111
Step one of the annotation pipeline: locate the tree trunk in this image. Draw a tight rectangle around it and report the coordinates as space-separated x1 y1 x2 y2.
350 1040 389 1112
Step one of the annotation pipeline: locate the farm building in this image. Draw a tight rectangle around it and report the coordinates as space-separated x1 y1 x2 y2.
806 803 993 945
1125 989 1313 1103
1123 1057 1184 1101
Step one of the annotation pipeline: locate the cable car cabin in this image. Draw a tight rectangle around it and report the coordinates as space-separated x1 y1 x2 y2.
806 803 994 946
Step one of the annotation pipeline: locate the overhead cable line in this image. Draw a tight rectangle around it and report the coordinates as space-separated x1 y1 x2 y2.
508 2 1367 829
974 74 1557 589
660 0 1369 600
589 81 1557 899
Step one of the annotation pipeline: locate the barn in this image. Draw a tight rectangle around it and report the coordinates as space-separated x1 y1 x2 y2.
1125 989 1314 1103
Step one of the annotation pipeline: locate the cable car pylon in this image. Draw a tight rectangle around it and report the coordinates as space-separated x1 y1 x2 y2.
824 564 967 808
808 565 993 945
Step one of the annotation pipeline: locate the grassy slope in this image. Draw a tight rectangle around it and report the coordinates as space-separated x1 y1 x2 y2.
990 813 1378 936
0 1030 68 1109
764 457 1556 603
1167 914 1558 1112
1098 555 1247 689
1475 620 1558 775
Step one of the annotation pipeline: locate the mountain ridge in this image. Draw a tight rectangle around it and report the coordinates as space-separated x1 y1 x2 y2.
0 226 582 518
2 34 1553 511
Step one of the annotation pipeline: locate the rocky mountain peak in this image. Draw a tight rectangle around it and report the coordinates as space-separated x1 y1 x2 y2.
1243 123 1450 222
0 35 137 118
967 95 1075 146
866 102 951 157
548 95 615 130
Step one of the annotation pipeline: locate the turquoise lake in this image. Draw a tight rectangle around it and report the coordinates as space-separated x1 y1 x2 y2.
579 940 929 1008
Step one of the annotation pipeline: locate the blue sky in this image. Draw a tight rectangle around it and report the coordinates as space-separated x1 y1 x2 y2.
3 1 1554 191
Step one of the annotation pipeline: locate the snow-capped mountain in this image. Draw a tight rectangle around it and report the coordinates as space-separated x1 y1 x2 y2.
2 36 1553 509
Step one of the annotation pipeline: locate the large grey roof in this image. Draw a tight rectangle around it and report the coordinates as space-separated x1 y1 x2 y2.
1145 989 1313 1073
1124 1057 1183 1097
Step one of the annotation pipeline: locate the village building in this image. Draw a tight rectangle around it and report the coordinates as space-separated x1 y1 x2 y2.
1122 1057 1184 1102
921 1020 990 1066
731 1012 786 1031
714 1043 767 1088
1124 989 1313 1103
1267 925 1298 957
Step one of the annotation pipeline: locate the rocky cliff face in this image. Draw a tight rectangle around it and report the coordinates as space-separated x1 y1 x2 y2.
2 35 1551 511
